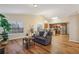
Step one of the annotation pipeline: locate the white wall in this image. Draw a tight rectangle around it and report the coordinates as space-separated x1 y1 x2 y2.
68 14 79 42
47 14 79 43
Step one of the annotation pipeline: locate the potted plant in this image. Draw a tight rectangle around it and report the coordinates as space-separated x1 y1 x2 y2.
0 14 11 45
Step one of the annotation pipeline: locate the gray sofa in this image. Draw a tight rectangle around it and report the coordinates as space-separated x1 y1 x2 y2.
32 30 52 45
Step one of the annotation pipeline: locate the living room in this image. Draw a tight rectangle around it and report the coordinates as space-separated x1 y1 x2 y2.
0 4 79 54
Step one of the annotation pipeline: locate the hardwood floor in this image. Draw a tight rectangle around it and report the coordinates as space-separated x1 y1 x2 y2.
5 39 51 54
2 35 79 54
52 35 79 54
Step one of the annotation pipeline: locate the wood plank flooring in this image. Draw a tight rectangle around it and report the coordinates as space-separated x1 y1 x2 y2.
5 39 51 54
1 35 79 54
52 35 79 54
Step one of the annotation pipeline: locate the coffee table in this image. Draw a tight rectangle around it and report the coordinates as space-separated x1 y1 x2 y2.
23 36 35 49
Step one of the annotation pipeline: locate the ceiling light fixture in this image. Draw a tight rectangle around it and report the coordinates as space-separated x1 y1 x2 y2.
51 17 59 19
33 4 38 8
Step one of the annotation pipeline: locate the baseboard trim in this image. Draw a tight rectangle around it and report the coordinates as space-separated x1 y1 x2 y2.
69 40 79 44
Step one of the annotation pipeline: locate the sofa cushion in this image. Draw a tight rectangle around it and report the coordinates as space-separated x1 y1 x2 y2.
39 31 44 37
33 36 51 45
43 31 48 38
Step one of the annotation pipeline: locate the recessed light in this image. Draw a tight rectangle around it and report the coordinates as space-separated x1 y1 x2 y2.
51 17 59 19
33 4 38 8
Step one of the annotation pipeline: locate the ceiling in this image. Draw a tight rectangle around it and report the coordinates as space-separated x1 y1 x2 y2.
0 4 79 18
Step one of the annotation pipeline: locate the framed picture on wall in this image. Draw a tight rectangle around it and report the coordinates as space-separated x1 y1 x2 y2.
9 20 24 33
37 24 42 31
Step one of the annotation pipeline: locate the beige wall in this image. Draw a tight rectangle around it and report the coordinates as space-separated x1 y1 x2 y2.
49 17 69 24
4 13 79 42
76 15 79 36
3 14 46 40
30 16 48 31
77 16 79 37
5 14 35 33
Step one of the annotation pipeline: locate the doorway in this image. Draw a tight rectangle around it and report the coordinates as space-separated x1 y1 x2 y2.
49 23 68 35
